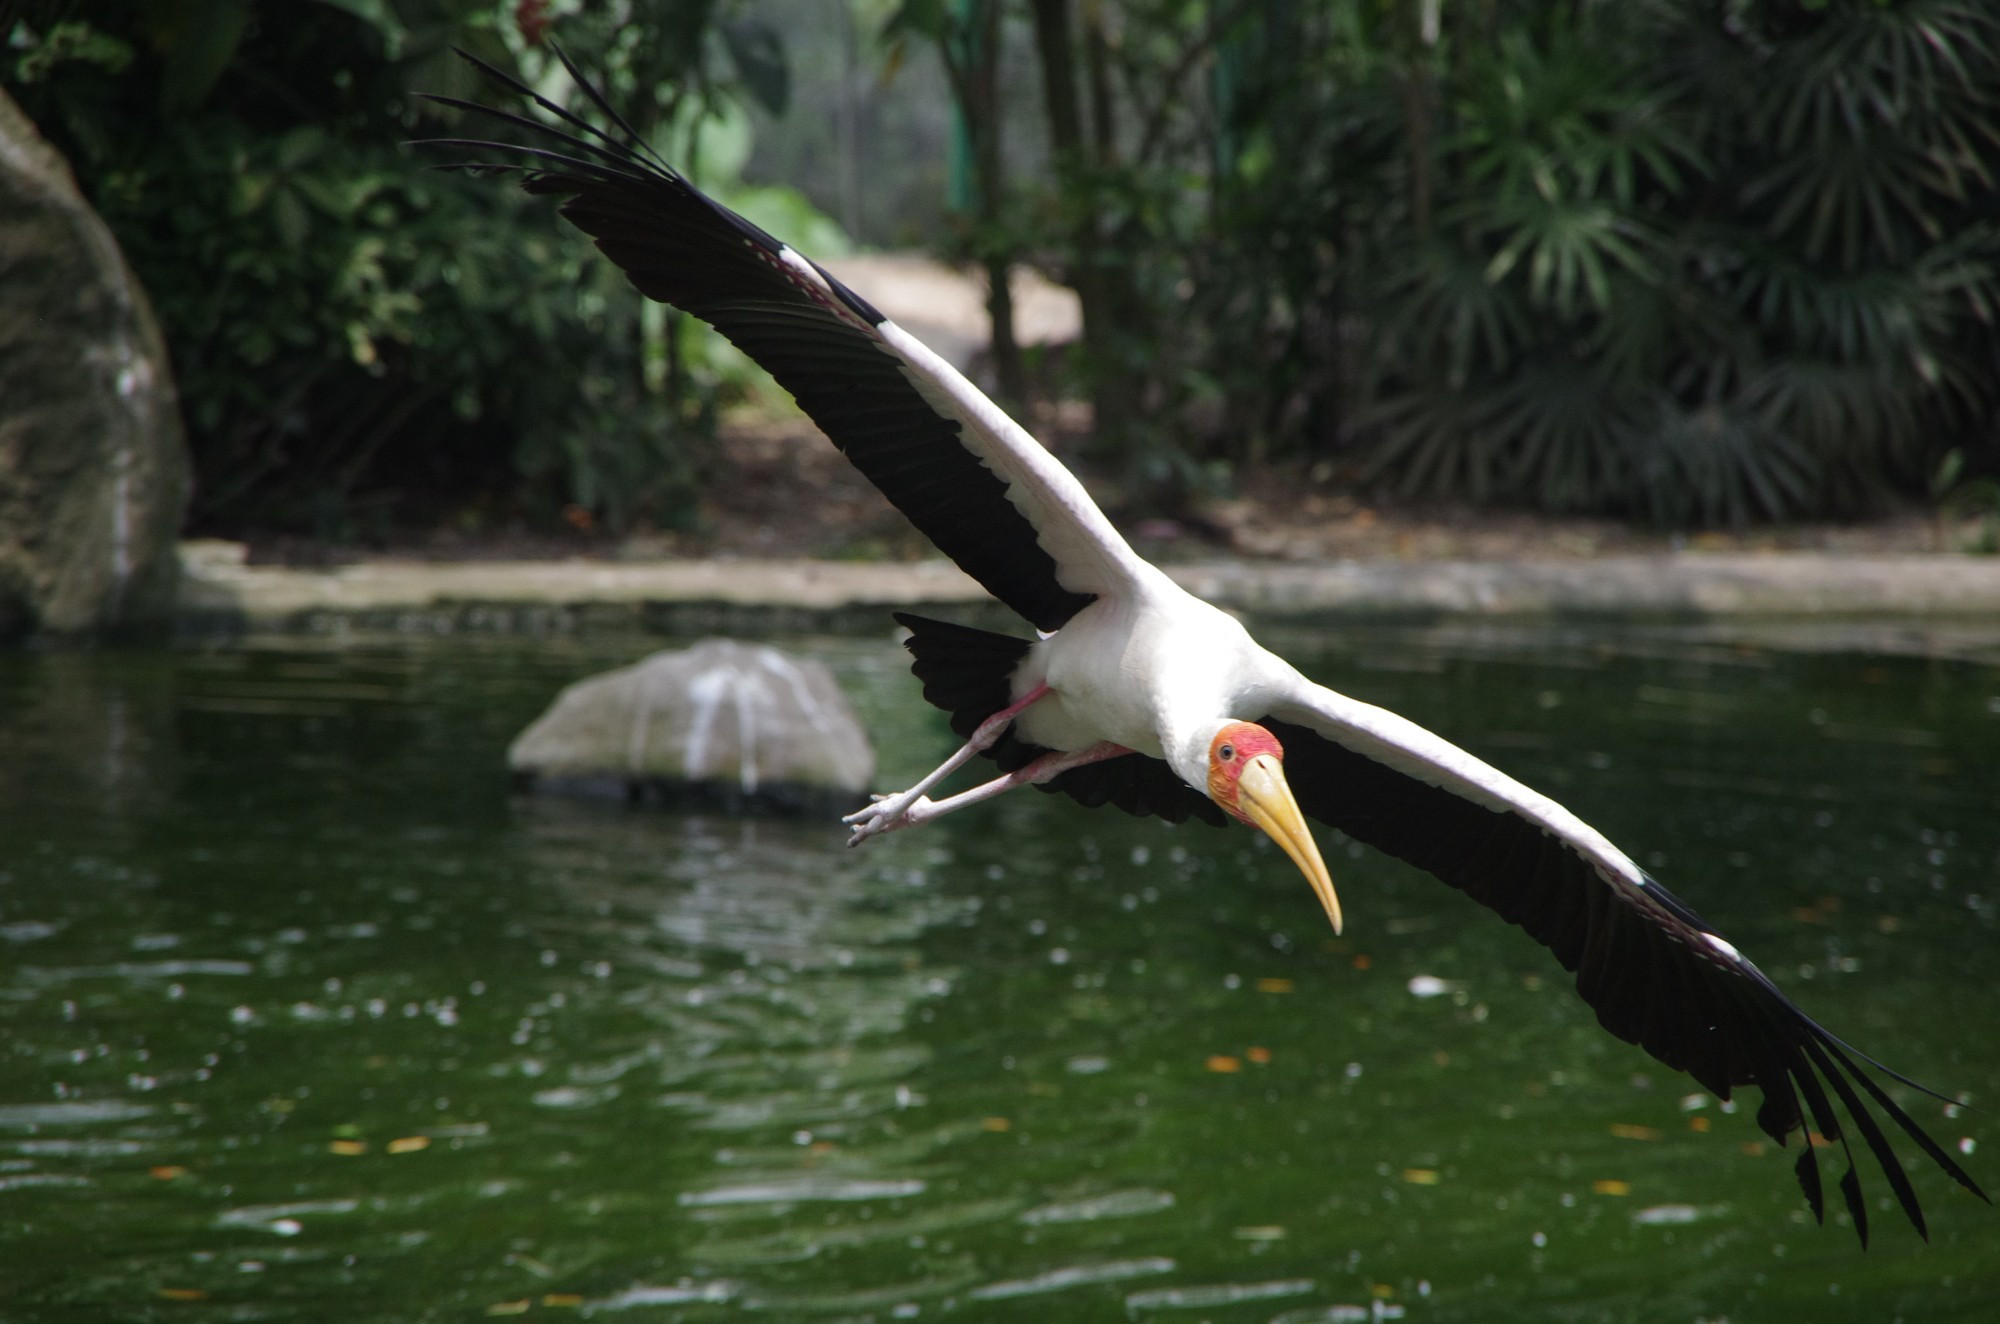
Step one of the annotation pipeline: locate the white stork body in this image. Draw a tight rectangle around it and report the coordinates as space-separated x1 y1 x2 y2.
429 50 1983 1246
863 315 1259 780
1015 589 1256 771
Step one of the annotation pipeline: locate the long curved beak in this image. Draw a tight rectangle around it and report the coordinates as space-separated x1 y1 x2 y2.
1237 753 1342 935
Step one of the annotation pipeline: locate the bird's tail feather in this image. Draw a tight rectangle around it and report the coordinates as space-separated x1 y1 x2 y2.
892 613 1032 747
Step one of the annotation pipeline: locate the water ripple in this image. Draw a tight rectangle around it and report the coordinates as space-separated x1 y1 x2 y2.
1020 1188 1177 1224
532 1084 619 1109
215 1198 360 1231
20 960 254 983
0 1173 90 1191
692 1193 1022 1266
678 1176 926 1207
1125 1277 1316 1310
969 1256 1177 1300
582 1280 739 1312
741 1267 979 1315
0 1100 154 1128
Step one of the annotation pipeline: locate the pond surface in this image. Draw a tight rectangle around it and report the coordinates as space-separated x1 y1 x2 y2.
0 620 1995 1322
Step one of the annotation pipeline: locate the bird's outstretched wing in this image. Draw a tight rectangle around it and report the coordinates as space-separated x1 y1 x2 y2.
1258 677 1985 1243
898 608 1981 1238
419 49 1148 634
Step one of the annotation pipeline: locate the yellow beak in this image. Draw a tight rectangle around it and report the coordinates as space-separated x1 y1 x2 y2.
1237 753 1342 935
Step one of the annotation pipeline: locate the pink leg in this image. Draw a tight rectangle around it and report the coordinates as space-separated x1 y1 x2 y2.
847 741 1131 845
843 683 1051 838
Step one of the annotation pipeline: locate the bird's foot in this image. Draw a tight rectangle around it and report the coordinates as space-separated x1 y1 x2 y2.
843 790 934 846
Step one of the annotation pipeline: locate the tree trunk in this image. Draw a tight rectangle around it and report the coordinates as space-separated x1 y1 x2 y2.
1028 0 1143 473
949 0 1026 410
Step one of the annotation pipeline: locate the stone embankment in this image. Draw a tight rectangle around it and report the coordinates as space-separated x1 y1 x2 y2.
177 540 2000 635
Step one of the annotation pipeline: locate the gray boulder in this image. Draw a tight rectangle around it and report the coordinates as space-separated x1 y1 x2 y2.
0 87 189 639
510 640 876 813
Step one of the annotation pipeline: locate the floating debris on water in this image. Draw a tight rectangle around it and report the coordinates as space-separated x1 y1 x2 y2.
1632 1204 1705 1226
1234 1225 1286 1241
214 1198 357 1232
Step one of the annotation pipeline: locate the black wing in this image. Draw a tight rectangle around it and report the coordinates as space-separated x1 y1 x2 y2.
1272 712 1992 1248
923 639 1990 1241
1258 683 1986 1246
419 49 1113 633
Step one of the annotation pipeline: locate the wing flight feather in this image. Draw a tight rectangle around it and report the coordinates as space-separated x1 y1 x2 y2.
420 50 1150 632
1259 677 1985 1241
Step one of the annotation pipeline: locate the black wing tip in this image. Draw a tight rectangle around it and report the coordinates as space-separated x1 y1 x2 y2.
427 47 875 329
1839 1165 1871 1248
1614 874 1981 1244
414 46 685 186
1776 1021 1991 1244
1262 713 1982 1246
1793 1141 1826 1221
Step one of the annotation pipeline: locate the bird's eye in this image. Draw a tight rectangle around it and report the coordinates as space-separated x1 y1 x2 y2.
1218 742 1234 762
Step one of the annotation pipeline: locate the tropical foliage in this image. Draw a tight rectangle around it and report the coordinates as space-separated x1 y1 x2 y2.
977 0 2000 523
7 0 1997 534
4 0 808 538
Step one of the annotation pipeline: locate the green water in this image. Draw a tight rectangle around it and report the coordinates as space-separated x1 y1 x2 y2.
0 622 1994 1322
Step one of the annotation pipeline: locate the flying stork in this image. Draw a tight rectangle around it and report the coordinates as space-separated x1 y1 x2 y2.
425 50 1984 1244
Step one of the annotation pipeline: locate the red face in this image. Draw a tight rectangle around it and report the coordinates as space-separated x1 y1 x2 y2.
1206 721 1286 823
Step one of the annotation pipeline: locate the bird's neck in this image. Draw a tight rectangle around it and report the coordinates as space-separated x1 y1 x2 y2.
1163 714 1231 789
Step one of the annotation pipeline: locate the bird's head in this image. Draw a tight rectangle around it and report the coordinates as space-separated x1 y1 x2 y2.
1206 722 1342 935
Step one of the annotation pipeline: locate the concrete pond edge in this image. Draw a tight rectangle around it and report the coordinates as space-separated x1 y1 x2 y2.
175 541 2000 639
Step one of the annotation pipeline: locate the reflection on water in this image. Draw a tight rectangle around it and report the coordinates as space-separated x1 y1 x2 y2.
0 625 1994 1321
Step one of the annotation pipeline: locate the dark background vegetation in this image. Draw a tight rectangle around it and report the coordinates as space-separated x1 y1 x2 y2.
5 0 1998 543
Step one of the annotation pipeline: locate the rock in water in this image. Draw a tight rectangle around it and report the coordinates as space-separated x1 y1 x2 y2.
0 88 190 639
509 640 876 813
